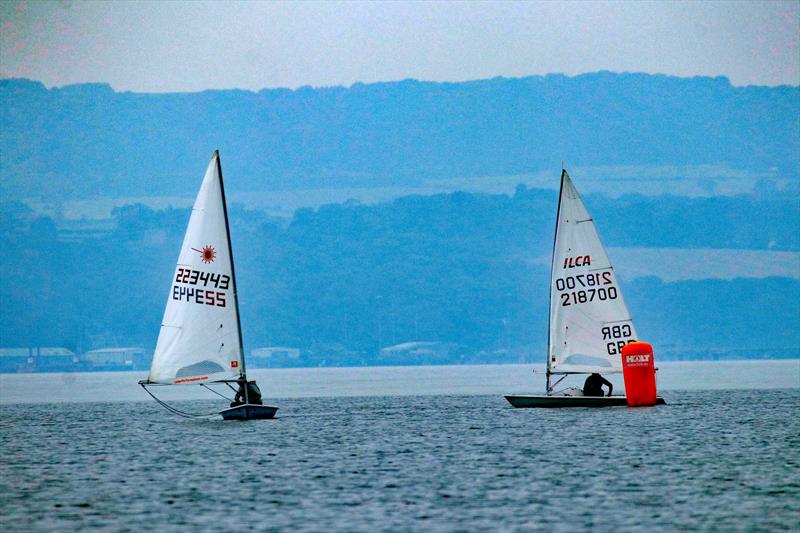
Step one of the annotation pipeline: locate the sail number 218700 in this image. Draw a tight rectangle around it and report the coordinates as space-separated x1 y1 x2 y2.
556 271 618 306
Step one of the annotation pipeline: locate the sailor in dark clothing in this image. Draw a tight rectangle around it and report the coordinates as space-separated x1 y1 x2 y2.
583 373 613 397
231 380 263 406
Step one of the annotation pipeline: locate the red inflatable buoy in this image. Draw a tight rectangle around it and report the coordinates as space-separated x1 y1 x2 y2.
621 341 657 407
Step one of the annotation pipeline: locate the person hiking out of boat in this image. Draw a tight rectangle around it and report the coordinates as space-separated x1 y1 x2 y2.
583 373 613 397
231 380 263 406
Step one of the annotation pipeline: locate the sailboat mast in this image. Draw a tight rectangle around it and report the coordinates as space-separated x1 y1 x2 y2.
546 168 567 395
215 151 248 400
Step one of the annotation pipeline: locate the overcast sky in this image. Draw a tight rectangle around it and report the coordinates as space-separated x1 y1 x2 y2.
1 0 797 92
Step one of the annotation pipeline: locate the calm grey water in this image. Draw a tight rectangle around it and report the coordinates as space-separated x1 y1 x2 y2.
1 363 799 532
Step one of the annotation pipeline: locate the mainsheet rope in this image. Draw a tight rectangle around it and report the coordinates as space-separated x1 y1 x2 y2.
200 382 234 401
139 383 221 419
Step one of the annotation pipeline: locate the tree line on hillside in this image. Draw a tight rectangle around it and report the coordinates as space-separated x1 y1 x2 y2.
1 188 798 362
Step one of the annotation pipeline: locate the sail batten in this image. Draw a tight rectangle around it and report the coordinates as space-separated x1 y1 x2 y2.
148 152 244 385
547 171 638 375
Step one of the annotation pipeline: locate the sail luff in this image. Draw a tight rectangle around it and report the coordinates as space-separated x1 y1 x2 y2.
546 169 568 391
214 151 247 383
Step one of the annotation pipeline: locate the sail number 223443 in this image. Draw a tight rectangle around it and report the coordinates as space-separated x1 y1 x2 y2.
171 267 230 307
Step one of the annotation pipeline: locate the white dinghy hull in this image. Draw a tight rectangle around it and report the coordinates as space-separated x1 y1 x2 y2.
220 404 278 420
505 394 665 408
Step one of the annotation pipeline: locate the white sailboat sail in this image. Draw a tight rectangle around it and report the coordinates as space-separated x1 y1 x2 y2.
148 151 244 384
548 170 637 374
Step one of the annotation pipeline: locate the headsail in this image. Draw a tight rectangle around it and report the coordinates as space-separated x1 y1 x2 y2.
548 170 637 374
148 152 244 384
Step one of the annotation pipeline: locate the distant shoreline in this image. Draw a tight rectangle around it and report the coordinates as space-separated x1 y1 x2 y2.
2 353 798 376
2 360 798 406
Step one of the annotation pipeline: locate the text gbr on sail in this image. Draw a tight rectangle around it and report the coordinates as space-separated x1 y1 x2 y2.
603 324 635 356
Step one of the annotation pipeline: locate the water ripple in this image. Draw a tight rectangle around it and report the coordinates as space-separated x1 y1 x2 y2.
1 390 798 532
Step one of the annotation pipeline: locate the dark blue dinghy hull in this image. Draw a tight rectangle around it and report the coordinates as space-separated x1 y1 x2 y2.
505 395 666 408
219 404 278 420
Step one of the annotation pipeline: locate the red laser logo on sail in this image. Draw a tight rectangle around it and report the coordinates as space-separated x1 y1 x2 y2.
192 245 217 264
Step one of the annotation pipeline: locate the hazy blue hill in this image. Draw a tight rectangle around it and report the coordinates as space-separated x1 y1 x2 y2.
1 188 797 364
1 72 797 200
628 276 800 352
587 192 800 251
